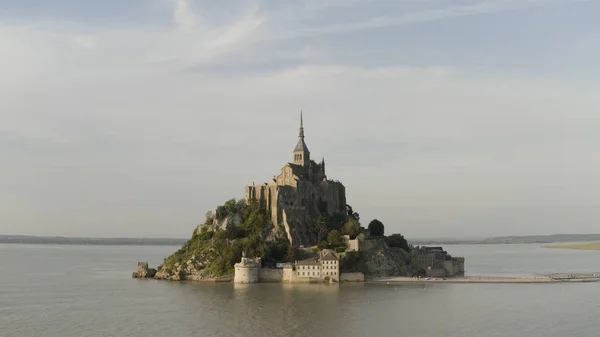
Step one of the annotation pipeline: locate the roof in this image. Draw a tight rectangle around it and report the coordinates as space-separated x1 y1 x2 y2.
320 251 338 261
287 163 306 177
293 138 310 153
296 258 320 266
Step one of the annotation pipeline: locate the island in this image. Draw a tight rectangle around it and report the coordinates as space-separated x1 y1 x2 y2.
133 114 465 283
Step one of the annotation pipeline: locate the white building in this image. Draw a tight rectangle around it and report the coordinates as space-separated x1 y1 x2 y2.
295 250 339 282
234 253 260 283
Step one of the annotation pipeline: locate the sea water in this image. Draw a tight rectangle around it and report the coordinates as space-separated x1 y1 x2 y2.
1 243 599 337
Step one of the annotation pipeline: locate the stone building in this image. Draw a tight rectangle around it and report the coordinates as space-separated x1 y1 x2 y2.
410 246 465 277
234 252 261 283
294 250 340 282
244 114 347 247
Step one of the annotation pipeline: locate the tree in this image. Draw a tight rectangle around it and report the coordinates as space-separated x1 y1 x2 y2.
385 233 410 252
327 229 343 246
342 218 361 239
368 219 385 237
315 215 329 242
286 245 297 263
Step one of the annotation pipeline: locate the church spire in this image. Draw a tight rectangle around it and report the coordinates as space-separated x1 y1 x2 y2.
293 111 310 166
299 110 305 139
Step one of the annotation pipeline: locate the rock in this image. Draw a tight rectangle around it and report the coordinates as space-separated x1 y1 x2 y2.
212 213 243 231
360 239 410 278
132 262 157 279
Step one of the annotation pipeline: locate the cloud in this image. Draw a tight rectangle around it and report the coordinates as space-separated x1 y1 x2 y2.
263 0 596 40
1 0 600 238
172 0 198 32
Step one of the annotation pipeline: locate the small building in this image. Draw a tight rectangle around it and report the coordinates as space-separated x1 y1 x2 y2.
234 252 261 283
341 235 360 252
294 249 340 282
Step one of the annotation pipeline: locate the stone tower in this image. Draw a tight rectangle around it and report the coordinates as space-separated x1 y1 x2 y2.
293 112 310 167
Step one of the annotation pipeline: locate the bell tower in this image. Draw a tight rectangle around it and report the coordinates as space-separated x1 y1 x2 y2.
293 111 310 166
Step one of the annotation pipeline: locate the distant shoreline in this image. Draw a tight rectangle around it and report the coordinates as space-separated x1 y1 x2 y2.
410 233 600 246
543 243 600 251
0 235 187 246
370 275 600 284
3 233 600 247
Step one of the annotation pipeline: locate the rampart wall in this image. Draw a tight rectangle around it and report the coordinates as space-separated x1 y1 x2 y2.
259 268 283 282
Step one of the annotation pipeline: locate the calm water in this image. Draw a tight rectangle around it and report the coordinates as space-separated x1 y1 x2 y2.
1 243 599 337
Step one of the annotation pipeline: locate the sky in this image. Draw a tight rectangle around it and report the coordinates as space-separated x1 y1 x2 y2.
1 0 600 239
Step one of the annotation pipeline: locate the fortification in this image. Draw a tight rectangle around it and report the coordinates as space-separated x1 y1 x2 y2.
244 113 347 247
233 252 260 284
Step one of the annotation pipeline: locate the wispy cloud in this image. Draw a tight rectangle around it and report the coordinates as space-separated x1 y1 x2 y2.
172 0 198 32
265 0 596 40
1 0 600 237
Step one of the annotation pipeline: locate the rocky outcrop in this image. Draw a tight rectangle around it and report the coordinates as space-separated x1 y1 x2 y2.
281 208 318 247
132 262 157 279
360 239 410 278
194 212 243 236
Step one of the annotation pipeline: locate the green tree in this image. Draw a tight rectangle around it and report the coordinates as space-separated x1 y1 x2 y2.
286 245 297 262
385 233 410 252
342 218 361 239
368 219 385 237
327 229 343 246
315 215 329 242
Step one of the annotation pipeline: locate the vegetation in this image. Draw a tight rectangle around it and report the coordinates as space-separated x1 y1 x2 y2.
161 198 290 277
385 233 410 252
315 215 329 243
368 219 385 237
215 198 245 220
327 229 343 246
286 245 297 262
340 251 367 273
342 218 361 239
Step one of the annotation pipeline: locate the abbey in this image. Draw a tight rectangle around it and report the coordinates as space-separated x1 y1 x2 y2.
244 114 347 247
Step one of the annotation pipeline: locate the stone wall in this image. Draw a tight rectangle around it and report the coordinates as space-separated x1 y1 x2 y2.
259 268 283 282
340 272 365 282
342 235 360 252
234 258 260 283
234 265 258 283
245 160 347 248
426 268 447 277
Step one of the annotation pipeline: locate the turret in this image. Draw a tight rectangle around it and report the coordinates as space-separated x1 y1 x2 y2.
293 111 310 166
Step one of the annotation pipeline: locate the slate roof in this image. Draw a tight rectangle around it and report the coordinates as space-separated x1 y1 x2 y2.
296 258 320 266
287 163 306 177
293 138 310 153
320 251 339 261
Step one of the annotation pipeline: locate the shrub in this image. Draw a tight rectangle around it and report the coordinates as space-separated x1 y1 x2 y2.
327 229 343 246
385 233 410 252
317 241 329 250
368 219 385 237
